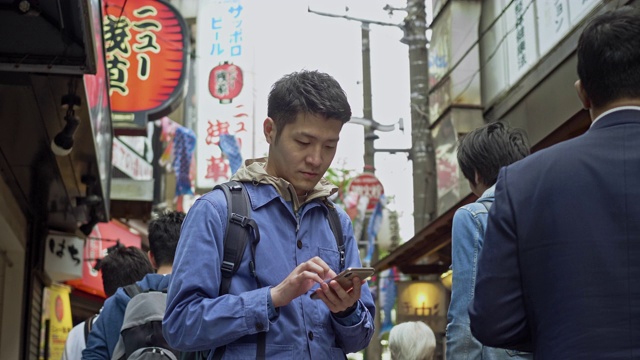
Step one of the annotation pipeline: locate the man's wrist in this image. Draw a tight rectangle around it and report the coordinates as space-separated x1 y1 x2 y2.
332 302 358 318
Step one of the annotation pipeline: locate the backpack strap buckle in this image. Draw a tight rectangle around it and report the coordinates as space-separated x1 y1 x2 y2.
230 212 249 227
221 260 235 276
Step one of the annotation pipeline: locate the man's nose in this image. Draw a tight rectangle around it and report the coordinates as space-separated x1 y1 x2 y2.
305 146 323 167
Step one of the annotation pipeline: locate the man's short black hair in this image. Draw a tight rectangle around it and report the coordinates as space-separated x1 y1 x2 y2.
148 210 185 268
457 121 530 188
577 6 640 108
267 70 352 140
98 246 153 297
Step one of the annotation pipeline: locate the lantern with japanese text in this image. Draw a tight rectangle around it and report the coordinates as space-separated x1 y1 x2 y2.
102 0 189 135
209 61 244 103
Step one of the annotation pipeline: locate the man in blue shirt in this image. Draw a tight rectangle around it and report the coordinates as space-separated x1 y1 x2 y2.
82 211 185 359
163 70 375 359
446 122 530 359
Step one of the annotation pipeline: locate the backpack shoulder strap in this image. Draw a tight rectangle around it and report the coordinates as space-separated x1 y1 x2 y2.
213 181 260 296
83 314 98 343
323 199 345 271
211 181 263 360
122 283 143 299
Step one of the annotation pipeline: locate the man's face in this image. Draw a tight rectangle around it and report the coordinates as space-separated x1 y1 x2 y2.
264 112 343 195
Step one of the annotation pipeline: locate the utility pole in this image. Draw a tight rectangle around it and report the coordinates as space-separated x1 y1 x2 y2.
361 22 376 172
360 21 382 360
401 0 436 231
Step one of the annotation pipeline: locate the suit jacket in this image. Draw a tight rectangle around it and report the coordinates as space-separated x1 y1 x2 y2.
469 109 640 359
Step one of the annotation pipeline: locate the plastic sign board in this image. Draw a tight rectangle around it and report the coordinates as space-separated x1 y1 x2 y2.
45 234 84 282
348 173 385 213
196 0 254 189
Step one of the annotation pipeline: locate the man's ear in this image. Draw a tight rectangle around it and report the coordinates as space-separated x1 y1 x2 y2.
148 251 157 269
264 118 276 144
575 79 591 110
474 171 482 187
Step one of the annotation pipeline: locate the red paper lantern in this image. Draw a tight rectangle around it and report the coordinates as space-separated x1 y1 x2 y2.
209 61 244 104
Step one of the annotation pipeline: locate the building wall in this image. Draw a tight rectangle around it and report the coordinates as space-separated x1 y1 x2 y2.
0 169 26 359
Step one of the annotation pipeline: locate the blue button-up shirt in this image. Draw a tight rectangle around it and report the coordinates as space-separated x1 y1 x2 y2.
163 183 375 359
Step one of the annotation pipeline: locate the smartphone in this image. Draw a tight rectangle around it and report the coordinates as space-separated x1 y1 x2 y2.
310 267 375 299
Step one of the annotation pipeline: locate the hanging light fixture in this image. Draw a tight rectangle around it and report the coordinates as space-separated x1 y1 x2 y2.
51 82 82 156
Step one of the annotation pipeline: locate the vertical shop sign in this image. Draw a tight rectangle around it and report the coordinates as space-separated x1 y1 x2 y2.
103 0 189 135
85 0 114 209
196 0 254 189
39 284 73 360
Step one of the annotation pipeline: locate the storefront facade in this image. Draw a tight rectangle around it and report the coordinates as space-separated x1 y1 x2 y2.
0 1 112 358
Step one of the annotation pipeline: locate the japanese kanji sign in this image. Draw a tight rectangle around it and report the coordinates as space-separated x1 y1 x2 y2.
196 0 254 189
103 0 189 135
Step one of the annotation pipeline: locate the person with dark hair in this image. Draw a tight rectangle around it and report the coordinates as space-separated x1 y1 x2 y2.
83 211 185 359
147 210 184 274
63 246 153 360
469 6 640 357
446 121 530 360
98 246 155 298
163 70 375 358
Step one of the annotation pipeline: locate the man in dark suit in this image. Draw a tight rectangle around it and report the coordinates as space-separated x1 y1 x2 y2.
469 6 640 359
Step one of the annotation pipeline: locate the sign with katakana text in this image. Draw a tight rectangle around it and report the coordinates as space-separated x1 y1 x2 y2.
40 284 73 360
196 0 254 189
103 0 189 135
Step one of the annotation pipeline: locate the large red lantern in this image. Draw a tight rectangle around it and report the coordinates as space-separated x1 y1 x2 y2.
209 61 244 104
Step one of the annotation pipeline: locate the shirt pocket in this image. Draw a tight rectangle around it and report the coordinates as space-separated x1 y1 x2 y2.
318 247 341 273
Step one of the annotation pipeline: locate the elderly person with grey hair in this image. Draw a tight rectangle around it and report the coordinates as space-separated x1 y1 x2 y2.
389 321 436 360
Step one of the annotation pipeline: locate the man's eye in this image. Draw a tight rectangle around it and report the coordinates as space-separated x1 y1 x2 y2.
297 140 310 145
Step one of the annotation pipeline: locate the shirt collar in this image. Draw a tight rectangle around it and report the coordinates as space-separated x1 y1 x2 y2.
590 106 640 127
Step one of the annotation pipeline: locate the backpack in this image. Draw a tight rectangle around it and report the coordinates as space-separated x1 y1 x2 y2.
84 313 98 343
111 284 179 360
181 180 345 360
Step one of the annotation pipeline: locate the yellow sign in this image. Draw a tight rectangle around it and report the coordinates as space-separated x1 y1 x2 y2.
39 283 73 360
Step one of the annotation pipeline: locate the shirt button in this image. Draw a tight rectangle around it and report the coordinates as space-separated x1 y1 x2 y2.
256 323 264 331
308 331 314 340
297 240 303 249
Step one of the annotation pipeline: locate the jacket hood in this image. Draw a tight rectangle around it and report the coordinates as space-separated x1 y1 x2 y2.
231 157 338 209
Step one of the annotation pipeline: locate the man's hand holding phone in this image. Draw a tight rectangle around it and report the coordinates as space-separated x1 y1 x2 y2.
311 267 375 313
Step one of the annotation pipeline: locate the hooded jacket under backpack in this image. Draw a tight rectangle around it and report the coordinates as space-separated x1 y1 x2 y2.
83 274 172 360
